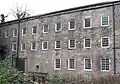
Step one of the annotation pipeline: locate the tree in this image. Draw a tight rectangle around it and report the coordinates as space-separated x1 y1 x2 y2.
10 3 31 19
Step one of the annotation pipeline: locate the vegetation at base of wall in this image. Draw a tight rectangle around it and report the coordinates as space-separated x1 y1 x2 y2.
0 57 34 84
47 74 120 84
47 74 64 84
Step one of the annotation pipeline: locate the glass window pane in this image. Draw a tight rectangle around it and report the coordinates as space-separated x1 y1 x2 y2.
102 16 108 26
85 18 90 27
70 21 75 29
43 24 48 33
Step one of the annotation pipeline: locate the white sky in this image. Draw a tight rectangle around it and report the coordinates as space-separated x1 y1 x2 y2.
0 0 116 21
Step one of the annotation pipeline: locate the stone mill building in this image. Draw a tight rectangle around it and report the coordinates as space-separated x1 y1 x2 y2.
0 0 120 78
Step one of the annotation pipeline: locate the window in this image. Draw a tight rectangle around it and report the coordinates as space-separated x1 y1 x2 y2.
12 43 17 51
55 41 61 49
22 28 26 36
54 59 61 70
13 29 17 37
68 20 76 30
31 42 37 50
101 59 110 71
43 24 49 33
101 37 110 48
42 41 48 50
21 43 25 51
84 38 91 48
68 59 75 70
5 31 8 38
68 40 76 49
84 18 91 28
32 26 37 34
55 22 62 32
101 16 109 26
84 58 92 71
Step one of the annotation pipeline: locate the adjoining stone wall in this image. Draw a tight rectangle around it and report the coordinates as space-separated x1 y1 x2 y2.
114 2 120 74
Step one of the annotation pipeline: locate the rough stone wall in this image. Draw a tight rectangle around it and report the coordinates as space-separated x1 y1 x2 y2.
0 3 119 78
114 2 120 74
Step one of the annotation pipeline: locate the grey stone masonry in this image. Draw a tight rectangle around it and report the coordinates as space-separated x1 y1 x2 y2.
0 1 120 78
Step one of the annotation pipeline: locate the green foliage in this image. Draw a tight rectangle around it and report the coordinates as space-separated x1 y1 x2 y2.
0 57 33 84
47 74 64 84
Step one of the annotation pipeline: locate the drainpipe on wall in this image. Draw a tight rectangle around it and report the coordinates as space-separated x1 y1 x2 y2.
16 18 20 69
112 2 116 74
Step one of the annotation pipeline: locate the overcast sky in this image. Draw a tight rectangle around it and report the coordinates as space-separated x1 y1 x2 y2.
0 0 116 21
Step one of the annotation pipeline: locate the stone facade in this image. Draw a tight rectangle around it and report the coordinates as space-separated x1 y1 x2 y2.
0 1 120 78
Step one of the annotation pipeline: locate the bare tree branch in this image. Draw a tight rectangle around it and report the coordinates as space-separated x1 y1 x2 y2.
10 3 31 19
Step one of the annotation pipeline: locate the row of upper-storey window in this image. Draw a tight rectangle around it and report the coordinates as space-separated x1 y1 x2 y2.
54 58 110 71
12 37 110 51
4 16 109 38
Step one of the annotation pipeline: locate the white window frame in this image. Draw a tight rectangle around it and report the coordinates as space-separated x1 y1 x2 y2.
43 24 49 33
68 20 76 30
31 42 37 50
32 27 37 35
68 59 76 70
42 41 48 50
55 41 61 49
84 58 92 71
54 59 61 70
55 22 62 32
12 43 17 51
101 59 110 72
101 16 109 27
83 17 92 28
101 37 110 48
22 28 27 36
68 40 76 49
5 31 8 38
84 38 91 48
21 43 25 51
13 29 17 37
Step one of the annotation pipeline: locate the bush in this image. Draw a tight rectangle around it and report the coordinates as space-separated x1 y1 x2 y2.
47 74 64 84
0 57 33 84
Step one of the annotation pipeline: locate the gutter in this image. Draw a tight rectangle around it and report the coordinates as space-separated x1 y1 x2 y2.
112 2 116 74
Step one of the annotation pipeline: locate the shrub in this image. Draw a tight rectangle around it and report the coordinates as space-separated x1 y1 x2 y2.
0 57 33 84
47 74 64 84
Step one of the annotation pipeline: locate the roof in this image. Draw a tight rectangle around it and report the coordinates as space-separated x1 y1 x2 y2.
0 0 120 26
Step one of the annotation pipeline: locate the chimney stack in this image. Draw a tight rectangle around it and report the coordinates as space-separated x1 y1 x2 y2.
1 14 5 23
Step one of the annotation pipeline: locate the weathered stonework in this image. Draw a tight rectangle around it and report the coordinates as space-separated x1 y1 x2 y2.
0 1 120 78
